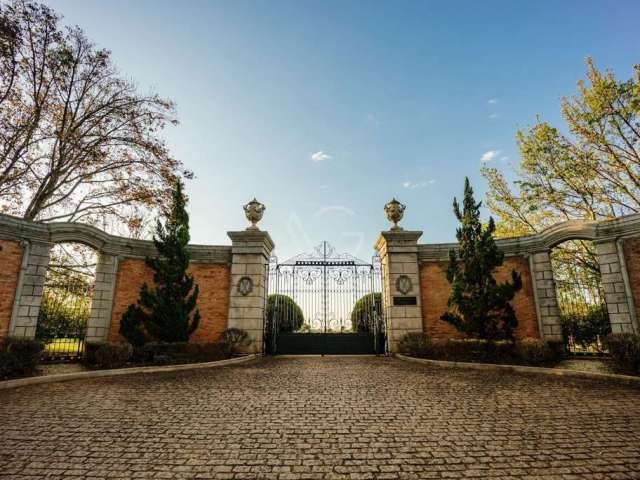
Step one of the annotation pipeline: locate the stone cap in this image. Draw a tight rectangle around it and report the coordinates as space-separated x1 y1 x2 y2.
374 230 423 255
227 230 275 257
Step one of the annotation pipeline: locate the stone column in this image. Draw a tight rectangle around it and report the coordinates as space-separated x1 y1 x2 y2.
9 240 51 339
596 240 637 333
227 230 274 353
374 230 423 352
85 253 119 343
530 250 563 341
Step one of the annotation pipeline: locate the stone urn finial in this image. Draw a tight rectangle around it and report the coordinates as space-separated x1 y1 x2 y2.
384 198 406 230
243 198 265 230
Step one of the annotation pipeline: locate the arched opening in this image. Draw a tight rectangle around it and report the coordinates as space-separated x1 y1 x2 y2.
551 239 610 354
37 243 97 361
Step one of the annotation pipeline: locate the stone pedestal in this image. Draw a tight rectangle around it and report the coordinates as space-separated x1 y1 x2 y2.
9 241 51 338
374 230 423 352
227 230 275 353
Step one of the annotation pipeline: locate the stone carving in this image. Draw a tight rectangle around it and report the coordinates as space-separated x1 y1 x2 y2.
384 198 406 230
243 198 265 230
238 276 253 296
395 274 413 295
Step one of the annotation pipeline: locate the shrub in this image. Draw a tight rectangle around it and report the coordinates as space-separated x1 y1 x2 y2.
222 328 251 356
94 343 133 369
397 332 429 356
560 304 611 352
351 293 382 333
606 333 640 375
266 295 304 333
0 338 44 379
133 341 228 365
397 333 562 367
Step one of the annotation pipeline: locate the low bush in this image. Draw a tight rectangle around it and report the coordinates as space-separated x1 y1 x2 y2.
133 341 229 365
397 333 562 367
222 328 251 356
0 338 44 379
94 343 133 369
606 333 640 375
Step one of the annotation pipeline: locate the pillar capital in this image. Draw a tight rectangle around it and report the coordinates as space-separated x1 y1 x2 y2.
227 230 274 259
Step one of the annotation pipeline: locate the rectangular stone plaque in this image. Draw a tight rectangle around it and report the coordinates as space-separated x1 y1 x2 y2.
393 296 417 306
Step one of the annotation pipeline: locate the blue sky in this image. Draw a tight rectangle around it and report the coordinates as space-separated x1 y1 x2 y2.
45 0 639 261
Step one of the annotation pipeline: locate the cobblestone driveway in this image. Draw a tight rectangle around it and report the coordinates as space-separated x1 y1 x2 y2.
1 357 640 479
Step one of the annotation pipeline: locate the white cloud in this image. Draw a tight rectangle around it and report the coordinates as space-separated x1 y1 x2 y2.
500 156 509 162
488 113 500 120
311 151 331 162
481 150 500 163
488 98 499 104
403 179 435 189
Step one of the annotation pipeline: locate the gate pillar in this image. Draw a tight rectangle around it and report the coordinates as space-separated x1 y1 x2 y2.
9 240 51 339
374 230 423 353
227 230 274 353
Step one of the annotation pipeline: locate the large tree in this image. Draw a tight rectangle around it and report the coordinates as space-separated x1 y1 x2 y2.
442 178 522 340
482 59 640 237
0 1 191 235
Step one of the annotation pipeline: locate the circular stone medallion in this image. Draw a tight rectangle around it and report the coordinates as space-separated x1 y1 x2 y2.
395 275 413 295
238 276 253 296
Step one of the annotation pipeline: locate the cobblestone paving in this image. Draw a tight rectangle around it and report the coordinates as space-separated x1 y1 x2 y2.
1 356 640 479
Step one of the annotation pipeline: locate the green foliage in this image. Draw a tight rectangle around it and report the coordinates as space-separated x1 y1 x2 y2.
0 338 44 379
222 328 251 355
350 293 382 333
119 182 200 344
606 333 640 375
133 341 228 365
560 304 611 352
397 333 561 367
482 59 640 240
93 343 132 369
266 294 304 333
441 178 522 340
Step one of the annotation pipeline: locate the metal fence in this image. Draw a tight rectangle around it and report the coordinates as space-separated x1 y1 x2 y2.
37 265 95 361
551 241 610 354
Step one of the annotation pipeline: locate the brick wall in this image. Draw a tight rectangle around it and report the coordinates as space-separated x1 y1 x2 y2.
108 258 230 343
419 255 539 340
623 237 640 324
0 239 23 342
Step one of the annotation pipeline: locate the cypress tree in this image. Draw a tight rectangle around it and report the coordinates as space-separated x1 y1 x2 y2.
120 182 200 344
441 178 522 340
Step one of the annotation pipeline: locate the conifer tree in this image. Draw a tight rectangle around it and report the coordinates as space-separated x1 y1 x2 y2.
441 178 522 340
120 182 200 344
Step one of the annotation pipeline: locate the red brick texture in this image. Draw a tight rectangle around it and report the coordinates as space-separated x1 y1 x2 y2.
0 239 22 342
108 258 230 343
419 255 540 340
623 236 640 323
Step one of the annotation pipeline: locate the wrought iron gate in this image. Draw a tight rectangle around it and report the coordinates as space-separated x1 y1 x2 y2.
265 242 385 355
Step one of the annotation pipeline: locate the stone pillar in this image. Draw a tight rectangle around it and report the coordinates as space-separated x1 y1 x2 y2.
596 241 637 333
227 230 274 353
530 250 563 341
374 230 423 352
9 240 51 339
85 253 119 343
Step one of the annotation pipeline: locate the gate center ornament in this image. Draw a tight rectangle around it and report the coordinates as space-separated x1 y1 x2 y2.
384 198 406 231
243 198 265 230
395 274 413 295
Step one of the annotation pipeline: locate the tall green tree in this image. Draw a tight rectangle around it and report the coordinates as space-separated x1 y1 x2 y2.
441 178 522 340
120 182 200 344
